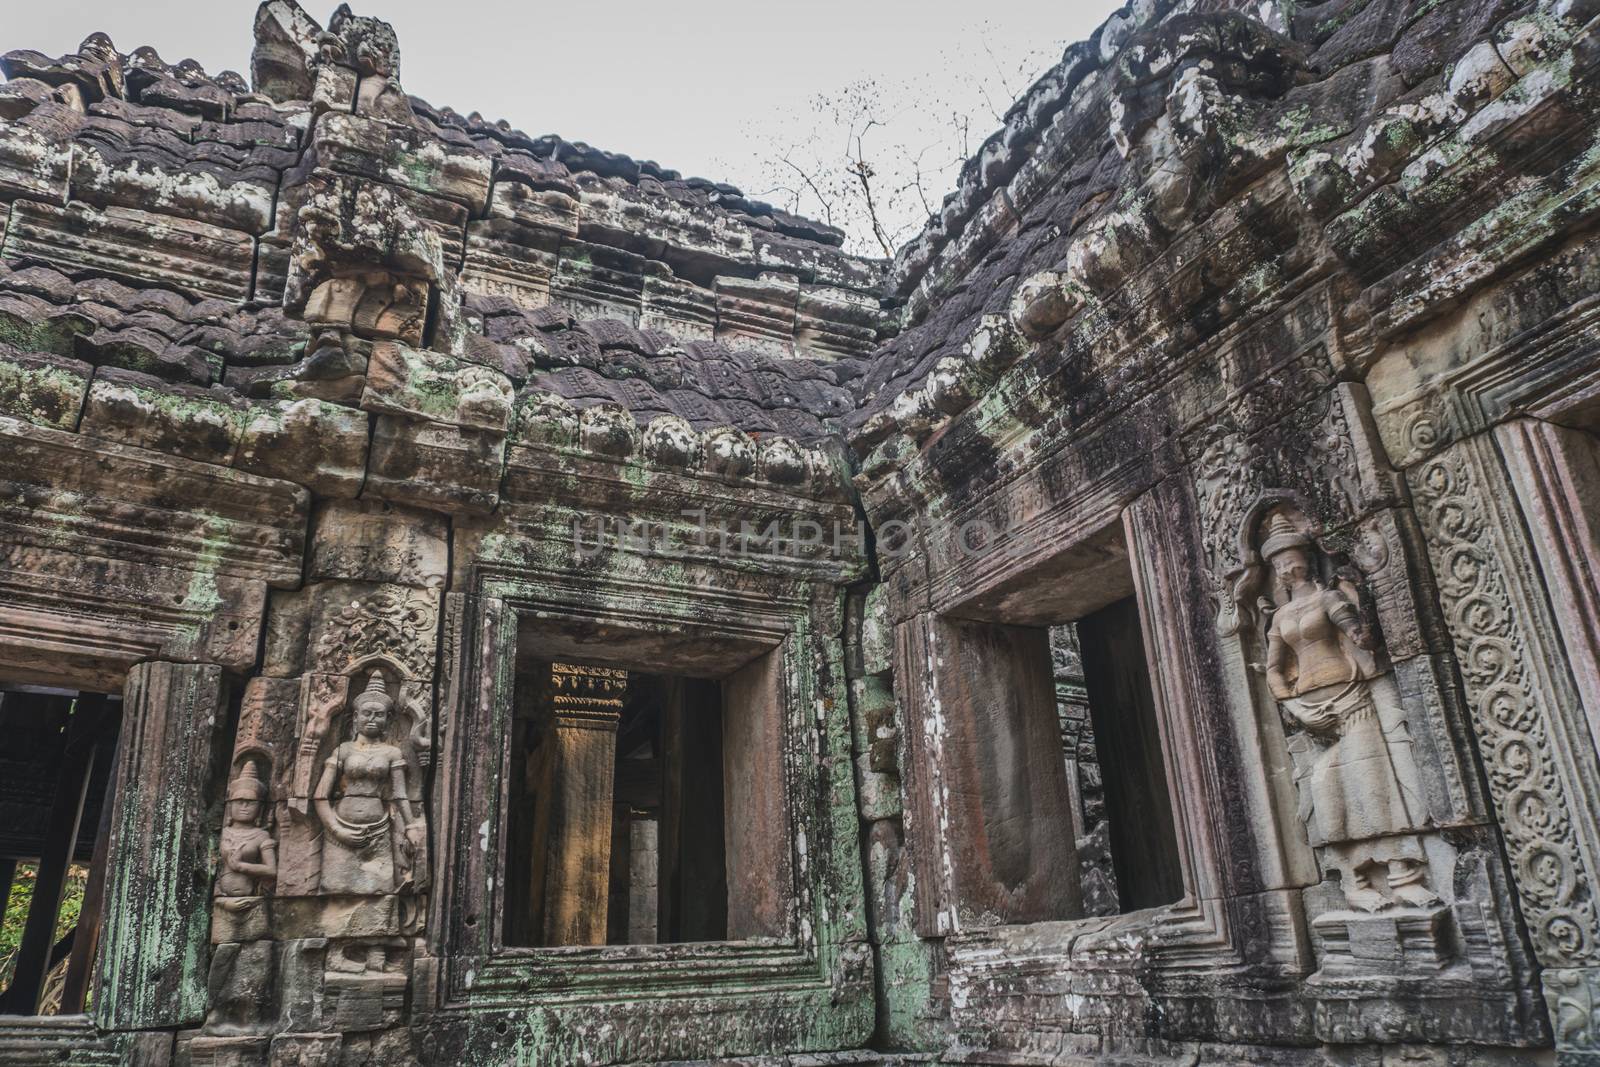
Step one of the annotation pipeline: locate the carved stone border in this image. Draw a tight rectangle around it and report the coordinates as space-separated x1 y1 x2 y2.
1410 432 1600 1053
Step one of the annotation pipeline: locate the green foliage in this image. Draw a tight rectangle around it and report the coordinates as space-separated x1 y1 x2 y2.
0 863 90 1003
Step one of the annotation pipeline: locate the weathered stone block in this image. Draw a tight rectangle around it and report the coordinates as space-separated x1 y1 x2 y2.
462 216 560 308
267 1031 341 1067
714 272 798 356
235 397 369 498
860 584 892 676
311 111 491 213
364 413 504 514
578 180 753 269
309 498 448 590
262 587 313 678
70 140 276 234
272 939 331 1035
81 368 246 464
187 1034 271 1067
855 753 903 822
550 238 647 323
796 283 881 361
0 117 71 202
640 270 716 339
0 415 304 685
0 291 95 356
486 178 579 238
360 341 514 433
3 200 256 300
0 347 91 429
272 896 404 940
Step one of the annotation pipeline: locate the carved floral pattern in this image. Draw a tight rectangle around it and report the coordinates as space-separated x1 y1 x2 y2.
1192 422 1260 591
1191 355 1359 602
1412 446 1599 966
312 588 436 678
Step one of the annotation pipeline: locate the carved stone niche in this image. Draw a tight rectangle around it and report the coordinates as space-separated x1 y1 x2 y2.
200 714 291 1056
205 759 279 1028
267 657 432 1046
1232 501 1455 965
250 580 439 1023
278 660 431 919
1225 496 1543 1048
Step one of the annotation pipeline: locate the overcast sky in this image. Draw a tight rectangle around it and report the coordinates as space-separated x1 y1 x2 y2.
5 1 1124 252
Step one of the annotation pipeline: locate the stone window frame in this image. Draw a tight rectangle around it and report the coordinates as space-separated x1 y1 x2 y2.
898 490 1299 982
0 639 232 1047
427 564 862 1015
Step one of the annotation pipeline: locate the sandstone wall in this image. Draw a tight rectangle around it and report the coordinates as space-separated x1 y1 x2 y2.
0 0 1597 1064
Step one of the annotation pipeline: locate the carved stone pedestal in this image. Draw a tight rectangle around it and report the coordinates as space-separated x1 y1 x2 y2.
323 940 408 1033
323 970 407 1033
1312 906 1454 975
188 1034 271 1067
268 1032 342 1067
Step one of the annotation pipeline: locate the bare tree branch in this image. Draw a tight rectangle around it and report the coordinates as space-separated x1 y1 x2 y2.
741 31 1066 256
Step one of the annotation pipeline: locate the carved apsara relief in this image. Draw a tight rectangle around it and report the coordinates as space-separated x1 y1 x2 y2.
208 584 438 1045
1237 504 1440 913
313 671 428 898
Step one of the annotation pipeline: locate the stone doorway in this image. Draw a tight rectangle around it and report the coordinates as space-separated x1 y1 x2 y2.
0 687 122 1019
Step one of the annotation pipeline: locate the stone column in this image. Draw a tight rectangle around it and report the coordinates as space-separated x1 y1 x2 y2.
628 816 660 945
97 662 228 1030
531 664 624 946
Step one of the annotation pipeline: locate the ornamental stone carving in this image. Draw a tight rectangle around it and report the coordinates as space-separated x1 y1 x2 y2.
312 672 427 899
310 587 438 679
1410 440 1600 968
1239 504 1439 913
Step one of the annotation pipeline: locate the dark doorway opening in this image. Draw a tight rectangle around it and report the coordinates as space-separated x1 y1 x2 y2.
1072 596 1184 913
0 687 122 1016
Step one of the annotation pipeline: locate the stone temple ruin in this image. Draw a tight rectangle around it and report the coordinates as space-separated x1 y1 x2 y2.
0 0 1599 1063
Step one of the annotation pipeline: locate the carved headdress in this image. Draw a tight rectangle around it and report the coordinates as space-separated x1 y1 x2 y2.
227 760 269 802
352 672 393 715
1259 510 1311 559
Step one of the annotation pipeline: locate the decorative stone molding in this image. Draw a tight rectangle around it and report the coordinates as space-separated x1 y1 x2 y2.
308 585 439 681
1409 434 1600 972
